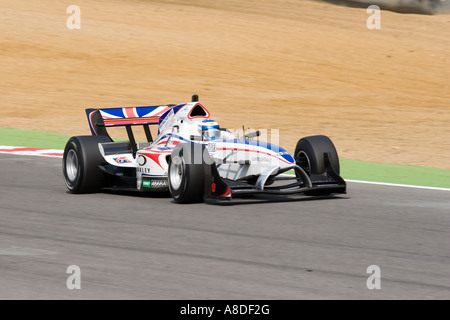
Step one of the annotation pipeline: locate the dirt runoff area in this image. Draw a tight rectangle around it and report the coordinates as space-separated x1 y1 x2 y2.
0 0 449 169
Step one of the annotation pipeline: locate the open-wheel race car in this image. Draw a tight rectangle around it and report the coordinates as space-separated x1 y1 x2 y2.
63 95 346 203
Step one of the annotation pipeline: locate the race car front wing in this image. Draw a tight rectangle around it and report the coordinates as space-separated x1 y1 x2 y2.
204 152 346 201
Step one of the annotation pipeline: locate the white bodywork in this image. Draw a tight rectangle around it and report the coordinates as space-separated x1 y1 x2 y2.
99 102 296 190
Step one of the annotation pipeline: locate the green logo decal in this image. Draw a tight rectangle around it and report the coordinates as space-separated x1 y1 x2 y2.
142 180 151 188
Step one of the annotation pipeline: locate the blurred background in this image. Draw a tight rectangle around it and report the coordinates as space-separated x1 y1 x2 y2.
1 0 449 168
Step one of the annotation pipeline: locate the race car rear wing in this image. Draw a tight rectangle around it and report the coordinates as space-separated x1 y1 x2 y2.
85 105 173 155
85 95 199 155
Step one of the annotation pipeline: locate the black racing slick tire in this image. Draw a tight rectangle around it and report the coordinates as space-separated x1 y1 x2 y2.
294 135 340 196
168 143 211 204
294 135 340 176
63 135 112 193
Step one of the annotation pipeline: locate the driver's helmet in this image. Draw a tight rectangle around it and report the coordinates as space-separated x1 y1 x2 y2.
200 119 221 140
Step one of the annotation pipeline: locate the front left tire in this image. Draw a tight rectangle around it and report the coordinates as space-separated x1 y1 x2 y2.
168 143 210 204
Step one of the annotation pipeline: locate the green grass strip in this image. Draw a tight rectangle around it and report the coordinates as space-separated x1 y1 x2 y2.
340 159 450 189
0 128 72 150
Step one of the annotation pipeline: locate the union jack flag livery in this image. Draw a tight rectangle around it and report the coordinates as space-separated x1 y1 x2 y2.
86 105 172 135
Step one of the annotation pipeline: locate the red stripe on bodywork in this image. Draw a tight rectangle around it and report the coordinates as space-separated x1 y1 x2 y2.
104 118 159 126
140 150 171 169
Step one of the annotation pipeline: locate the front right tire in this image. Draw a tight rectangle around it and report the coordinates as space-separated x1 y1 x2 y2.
294 135 340 196
294 135 340 176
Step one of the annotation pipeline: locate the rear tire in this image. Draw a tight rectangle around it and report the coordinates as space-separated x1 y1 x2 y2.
294 135 340 196
63 135 111 193
168 143 209 204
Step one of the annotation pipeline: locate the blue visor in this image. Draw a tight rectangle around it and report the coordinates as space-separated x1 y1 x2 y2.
201 124 220 130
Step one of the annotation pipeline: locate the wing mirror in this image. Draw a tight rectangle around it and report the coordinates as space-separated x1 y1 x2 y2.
244 131 261 139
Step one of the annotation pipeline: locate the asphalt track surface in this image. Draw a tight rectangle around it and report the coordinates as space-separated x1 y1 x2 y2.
0 153 449 299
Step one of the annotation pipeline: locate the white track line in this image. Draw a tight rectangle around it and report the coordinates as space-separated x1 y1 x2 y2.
280 173 450 191
345 179 450 191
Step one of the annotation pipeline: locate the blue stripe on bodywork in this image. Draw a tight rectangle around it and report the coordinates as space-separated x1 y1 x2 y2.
158 104 186 125
157 104 186 134
215 138 295 163
281 153 295 163
170 133 194 143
